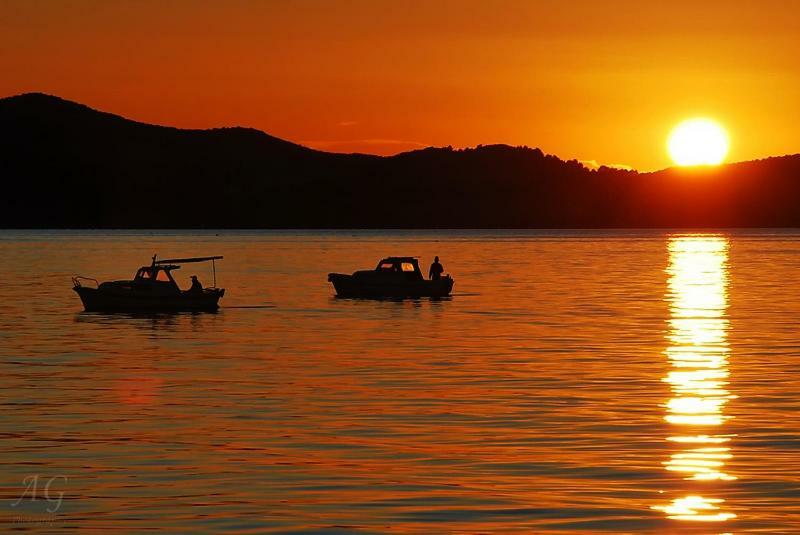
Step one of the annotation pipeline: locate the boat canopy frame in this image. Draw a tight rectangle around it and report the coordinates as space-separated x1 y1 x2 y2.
151 254 224 288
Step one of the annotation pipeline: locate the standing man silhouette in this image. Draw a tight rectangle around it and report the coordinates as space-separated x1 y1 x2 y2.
429 256 444 280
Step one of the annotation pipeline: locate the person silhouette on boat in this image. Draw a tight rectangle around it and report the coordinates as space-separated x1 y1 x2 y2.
188 275 203 293
429 256 444 280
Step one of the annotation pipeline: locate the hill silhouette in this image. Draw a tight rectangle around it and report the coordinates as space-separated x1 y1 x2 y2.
2 93 799 228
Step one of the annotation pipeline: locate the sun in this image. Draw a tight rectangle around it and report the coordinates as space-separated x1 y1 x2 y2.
668 118 729 166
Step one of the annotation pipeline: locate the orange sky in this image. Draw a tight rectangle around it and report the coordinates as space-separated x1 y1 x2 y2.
2 0 798 170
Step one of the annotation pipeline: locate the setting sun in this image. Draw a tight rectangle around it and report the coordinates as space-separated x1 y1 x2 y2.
668 119 730 167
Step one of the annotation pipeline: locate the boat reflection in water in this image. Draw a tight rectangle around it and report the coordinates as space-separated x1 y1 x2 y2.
653 236 737 523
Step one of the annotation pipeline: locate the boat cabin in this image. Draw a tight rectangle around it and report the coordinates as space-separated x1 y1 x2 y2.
133 264 182 292
375 257 423 280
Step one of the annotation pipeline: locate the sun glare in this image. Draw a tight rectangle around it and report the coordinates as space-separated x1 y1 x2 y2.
668 119 729 167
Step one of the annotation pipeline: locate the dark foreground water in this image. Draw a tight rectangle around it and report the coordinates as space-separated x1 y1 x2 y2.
1 230 799 533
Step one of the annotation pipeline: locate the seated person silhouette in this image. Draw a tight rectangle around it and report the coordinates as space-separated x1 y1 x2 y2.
429 256 444 280
188 275 203 293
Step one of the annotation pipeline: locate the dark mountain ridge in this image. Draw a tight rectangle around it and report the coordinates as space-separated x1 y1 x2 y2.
1 93 799 228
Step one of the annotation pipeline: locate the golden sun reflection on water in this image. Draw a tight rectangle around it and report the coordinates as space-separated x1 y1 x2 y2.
653 236 737 523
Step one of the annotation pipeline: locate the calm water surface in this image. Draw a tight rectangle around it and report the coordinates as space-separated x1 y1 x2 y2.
1 230 799 532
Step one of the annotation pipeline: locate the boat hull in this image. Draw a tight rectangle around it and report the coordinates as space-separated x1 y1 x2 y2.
328 274 454 298
74 286 224 312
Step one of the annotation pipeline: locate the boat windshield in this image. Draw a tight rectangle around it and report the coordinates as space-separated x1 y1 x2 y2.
135 267 174 282
401 262 416 272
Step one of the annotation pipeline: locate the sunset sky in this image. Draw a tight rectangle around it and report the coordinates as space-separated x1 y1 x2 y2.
2 0 798 170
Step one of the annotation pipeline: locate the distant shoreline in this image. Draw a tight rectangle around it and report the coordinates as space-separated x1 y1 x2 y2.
4 228 800 233
3 93 800 229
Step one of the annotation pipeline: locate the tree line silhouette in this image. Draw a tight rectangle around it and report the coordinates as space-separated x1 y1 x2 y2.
2 93 799 228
